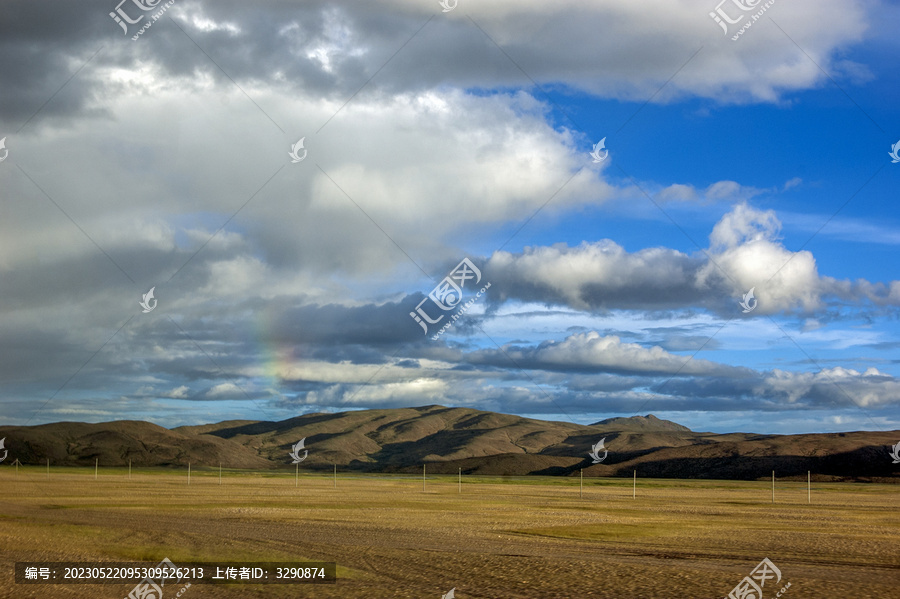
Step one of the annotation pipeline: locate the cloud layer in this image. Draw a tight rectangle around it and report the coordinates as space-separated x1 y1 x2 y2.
0 0 895 433
485 204 900 316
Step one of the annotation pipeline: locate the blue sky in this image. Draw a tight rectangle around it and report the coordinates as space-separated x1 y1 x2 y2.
0 0 898 435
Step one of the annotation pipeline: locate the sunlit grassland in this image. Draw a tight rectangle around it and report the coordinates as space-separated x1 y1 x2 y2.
1 468 897 598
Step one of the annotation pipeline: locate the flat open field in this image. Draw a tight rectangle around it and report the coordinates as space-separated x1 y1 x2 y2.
0 468 897 598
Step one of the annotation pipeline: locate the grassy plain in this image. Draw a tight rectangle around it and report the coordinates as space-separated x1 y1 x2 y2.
0 468 897 598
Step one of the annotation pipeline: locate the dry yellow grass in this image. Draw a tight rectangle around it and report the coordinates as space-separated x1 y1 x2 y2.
0 469 897 598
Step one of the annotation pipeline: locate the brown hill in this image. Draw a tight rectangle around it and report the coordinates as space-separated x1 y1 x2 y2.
0 420 270 468
591 414 692 432
2 406 898 481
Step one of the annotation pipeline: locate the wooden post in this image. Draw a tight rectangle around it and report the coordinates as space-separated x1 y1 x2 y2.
580 469 583 499
129 459 132 480
47 458 50 480
188 462 191 485
422 464 426 493
295 463 298 487
14 458 19 476
333 464 336 489
95 458 98 480
219 463 222 485
807 471 810 504
771 471 774 504
458 468 461 494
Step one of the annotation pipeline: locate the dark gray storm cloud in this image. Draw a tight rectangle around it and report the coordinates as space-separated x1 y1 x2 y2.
0 0 873 129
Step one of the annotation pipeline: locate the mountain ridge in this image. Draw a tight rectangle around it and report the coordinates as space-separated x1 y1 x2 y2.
2 406 897 482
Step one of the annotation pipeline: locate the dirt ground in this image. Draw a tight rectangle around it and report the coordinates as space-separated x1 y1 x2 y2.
0 470 897 598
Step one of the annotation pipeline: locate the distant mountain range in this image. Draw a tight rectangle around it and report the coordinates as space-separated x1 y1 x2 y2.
2 406 898 482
